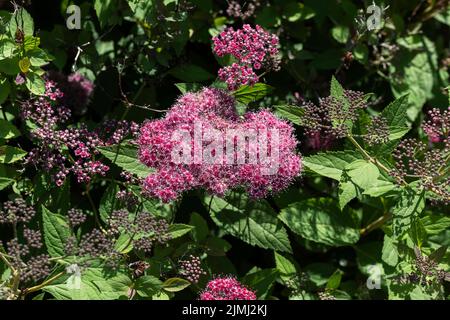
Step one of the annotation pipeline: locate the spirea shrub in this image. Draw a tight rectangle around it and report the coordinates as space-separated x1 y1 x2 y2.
1 2 449 303
138 87 302 202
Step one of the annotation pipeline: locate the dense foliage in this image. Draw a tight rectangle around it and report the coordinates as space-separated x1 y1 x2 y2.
0 0 449 300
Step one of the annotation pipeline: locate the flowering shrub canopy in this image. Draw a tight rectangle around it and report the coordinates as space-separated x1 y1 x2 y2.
0 1 449 302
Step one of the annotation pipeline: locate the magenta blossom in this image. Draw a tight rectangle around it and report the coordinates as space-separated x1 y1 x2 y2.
213 24 280 90
138 87 302 202
199 276 257 300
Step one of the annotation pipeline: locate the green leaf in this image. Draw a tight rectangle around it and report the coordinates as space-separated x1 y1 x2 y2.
274 252 297 282
304 263 336 286
99 183 121 222
331 26 349 44
303 151 362 180
242 268 278 299
42 206 71 257
392 188 426 238
25 73 46 95
134 275 163 297
29 48 50 66
274 105 304 125
205 192 292 253
344 160 380 189
167 224 194 239
162 277 191 292
9 7 34 37
338 173 357 210
97 143 152 178
0 57 20 75
390 36 437 121
23 36 41 52
94 0 119 28
44 268 132 300
0 177 14 191
362 179 397 197
381 235 398 267
421 215 450 235
326 269 343 289
0 39 16 59
381 95 410 140
114 233 133 254
175 82 203 94
409 219 427 248
168 64 213 82
279 198 360 247
0 146 27 163
189 212 209 242
232 83 274 104
338 160 380 209
0 119 20 139
330 76 344 100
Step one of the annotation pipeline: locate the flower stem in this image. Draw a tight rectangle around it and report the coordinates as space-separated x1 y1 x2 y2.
21 271 65 297
360 213 392 236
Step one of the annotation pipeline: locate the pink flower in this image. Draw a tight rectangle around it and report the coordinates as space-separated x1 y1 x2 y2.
212 24 280 90
199 276 257 300
138 88 302 202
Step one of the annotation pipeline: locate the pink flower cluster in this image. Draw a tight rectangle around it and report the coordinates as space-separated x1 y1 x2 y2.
422 107 449 144
213 24 280 90
199 276 257 300
138 87 301 202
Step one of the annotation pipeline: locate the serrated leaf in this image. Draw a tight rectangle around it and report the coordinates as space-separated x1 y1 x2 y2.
345 160 380 189
274 252 297 282
162 277 191 292
232 83 274 104
42 206 71 257
303 151 362 180
0 39 16 59
409 219 427 248
0 119 20 139
97 143 153 178
9 7 34 37
205 192 292 253
25 73 46 95
274 105 304 125
99 183 121 222
135 275 163 297
279 198 360 247
392 188 426 238
242 268 278 299
189 212 209 242
326 269 343 289
175 82 202 94
0 145 27 163
167 224 194 239
420 215 450 235
381 235 398 267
